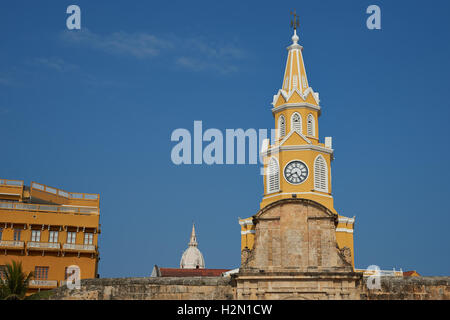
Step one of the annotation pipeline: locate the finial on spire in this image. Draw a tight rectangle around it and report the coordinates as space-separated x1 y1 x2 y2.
290 10 300 45
290 10 299 30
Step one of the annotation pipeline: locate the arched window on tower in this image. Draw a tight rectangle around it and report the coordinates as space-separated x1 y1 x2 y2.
314 155 328 193
307 114 315 136
278 115 286 138
291 112 302 133
267 157 280 194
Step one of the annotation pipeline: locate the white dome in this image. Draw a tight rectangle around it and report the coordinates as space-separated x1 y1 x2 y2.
180 246 205 269
180 223 205 269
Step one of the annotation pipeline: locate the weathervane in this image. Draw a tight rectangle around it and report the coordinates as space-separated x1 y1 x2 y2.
290 10 299 30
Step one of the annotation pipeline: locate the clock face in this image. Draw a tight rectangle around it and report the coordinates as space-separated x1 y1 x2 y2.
284 160 308 184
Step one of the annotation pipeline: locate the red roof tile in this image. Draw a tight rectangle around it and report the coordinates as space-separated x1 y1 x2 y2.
403 270 420 276
158 268 230 277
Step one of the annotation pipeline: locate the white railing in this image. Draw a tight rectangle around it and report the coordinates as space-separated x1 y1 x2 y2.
63 243 95 251
0 240 24 248
0 201 99 214
0 179 24 187
31 182 99 201
27 242 60 249
29 280 58 287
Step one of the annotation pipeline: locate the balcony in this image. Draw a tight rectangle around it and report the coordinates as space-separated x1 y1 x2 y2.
63 243 95 252
0 179 24 200
29 280 58 288
0 201 99 215
0 240 25 249
27 241 60 251
30 181 99 208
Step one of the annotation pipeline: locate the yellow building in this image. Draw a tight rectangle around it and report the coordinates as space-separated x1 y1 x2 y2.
0 178 100 293
240 25 355 267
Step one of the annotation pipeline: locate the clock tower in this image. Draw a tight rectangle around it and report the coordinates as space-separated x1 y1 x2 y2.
239 17 356 277
260 25 335 213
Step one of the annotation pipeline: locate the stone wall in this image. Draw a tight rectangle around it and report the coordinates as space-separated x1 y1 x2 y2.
49 277 234 300
234 270 363 300
362 276 450 300
245 199 352 271
48 275 450 300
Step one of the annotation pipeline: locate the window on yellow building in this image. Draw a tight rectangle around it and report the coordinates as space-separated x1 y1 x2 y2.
34 266 49 280
67 232 76 244
31 230 41 242
0 228 2 241
84 233 93 245
49 231 58 243
13 229 21 241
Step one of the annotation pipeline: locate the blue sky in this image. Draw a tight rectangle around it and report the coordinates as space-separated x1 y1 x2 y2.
1 0 449 277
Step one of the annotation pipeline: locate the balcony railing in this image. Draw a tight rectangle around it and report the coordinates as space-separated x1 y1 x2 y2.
27 242 60 250
63 243 95 252
29 280 58 288
31 182 99 201
0 201 99 214
0 179 24 187
0 240 25 249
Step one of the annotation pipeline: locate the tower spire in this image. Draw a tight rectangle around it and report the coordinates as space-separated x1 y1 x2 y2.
189 223 198 247
278 11 311 95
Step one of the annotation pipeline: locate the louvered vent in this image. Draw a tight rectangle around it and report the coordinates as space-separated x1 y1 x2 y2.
278 115 286 138
307 114 315 136
291 113 302 132
267 157 280 194
314 155 328 193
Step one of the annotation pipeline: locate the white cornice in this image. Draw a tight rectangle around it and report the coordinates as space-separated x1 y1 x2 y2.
261 144 334 157
287 44 303 51
272 102 321 115
239 219 254 226
336 228 354 234
272 87 320 107
338 217 355 224
262 191 334 200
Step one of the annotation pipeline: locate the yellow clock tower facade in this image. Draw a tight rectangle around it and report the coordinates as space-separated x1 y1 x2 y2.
239 22 355 273
260 27 333 213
